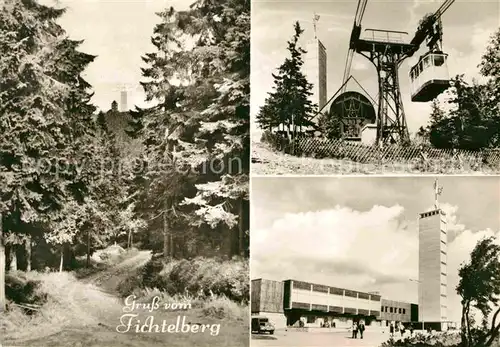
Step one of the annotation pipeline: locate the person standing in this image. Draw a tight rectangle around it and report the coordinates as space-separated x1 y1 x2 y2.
352 321 358 339
359 321 365 339
390 322 394 337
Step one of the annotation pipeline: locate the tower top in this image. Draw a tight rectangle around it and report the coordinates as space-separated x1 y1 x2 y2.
313 13 320 39
433 178 443 210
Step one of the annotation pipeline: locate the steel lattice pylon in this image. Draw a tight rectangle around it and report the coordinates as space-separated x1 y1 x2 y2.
368 49 410 145
352 28 415 146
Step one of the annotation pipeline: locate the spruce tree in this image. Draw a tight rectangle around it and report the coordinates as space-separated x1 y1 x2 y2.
137 0 250 257
257 21 317 135
1 0 72 281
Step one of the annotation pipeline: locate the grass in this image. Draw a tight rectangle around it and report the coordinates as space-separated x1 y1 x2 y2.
114 287 249 347
129 287 248 322
1 252 249 347
252 140 497 175
1 271 121 340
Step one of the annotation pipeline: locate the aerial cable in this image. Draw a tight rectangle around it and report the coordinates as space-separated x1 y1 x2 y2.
357 0 368 25
342 0 368 91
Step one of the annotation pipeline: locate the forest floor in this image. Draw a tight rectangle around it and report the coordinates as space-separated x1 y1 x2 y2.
2 251 248 347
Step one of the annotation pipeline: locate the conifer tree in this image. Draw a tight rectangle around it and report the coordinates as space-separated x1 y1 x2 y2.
257 22 317 135
1 0 70 281
137 0 250 257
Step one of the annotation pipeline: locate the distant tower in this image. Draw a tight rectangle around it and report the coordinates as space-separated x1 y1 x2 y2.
418 179 447 328
304 38 327 112
303 14 327 113
120 90 128 112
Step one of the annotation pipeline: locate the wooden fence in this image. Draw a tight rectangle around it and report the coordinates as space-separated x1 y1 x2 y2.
265 134 500 169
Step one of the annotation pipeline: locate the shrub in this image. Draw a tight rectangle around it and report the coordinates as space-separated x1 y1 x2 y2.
5 272 48 309
260 130 274 144
118 256 249 303
202 295 247 321
380 332 461 347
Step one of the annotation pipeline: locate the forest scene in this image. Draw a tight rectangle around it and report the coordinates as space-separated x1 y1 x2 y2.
0 0 249 346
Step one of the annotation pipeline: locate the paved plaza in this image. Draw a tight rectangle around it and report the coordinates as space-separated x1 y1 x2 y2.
251 330 391 347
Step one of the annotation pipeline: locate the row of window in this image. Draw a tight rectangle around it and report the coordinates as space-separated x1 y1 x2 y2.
381 306 406 315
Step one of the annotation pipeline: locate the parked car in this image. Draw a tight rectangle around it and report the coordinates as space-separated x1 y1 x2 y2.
251 316 275 334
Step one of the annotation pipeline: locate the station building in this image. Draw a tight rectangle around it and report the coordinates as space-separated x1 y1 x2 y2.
251 278 418 330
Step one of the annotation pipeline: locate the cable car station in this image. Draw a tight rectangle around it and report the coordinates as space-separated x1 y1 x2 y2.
326 0 456 146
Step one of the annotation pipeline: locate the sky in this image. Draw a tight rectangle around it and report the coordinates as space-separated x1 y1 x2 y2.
251 0 500 139
38 0 190 112
251 176 500 323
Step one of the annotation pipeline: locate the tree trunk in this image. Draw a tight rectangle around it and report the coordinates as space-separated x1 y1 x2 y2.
59 245 64 273
0 213 5 312
461 305 468 347
484 307 500 346
86 229 91 268
9 245 17 271
163 212 169 259
169 233 174 258
25 236 31 272
466 302 472 347
238 198 244 257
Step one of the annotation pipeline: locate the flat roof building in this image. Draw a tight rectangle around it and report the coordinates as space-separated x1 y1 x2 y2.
251 278 418 330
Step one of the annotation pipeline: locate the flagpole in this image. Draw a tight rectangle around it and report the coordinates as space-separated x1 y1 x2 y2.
434 178 442 210
313 13 319 39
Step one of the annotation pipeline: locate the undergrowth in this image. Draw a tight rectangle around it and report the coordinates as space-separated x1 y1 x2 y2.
0 271 120 340
117 256 249 304
380 332 461 347
129 287 248 322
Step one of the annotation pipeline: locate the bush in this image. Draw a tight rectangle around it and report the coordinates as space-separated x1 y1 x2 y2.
91 244 126 263
260 130 274 144
380 332 461 347
202 296 247 321
5 272 48 309
118 256 249 303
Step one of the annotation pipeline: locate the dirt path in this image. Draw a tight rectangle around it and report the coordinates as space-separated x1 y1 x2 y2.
3 250 248 347
84 250 152 293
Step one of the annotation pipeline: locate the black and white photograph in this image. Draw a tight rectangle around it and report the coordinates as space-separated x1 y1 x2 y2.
0 0 249 346
251 0 500 175
251 176 500 347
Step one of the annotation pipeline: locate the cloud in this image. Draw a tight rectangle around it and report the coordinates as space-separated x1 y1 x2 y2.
352 60 370 71
252 204 416 287
252 203 500 323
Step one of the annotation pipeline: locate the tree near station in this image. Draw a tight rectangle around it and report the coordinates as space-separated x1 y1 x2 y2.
457 236 500 347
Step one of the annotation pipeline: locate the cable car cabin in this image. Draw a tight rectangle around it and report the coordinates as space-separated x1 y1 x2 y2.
409 52 450 102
